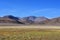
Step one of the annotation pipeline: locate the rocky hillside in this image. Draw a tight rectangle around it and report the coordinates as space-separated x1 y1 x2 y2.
0 15 60 25
0 15 23 24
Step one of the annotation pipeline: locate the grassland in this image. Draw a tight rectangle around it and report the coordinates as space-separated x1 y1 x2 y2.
0 26 60 40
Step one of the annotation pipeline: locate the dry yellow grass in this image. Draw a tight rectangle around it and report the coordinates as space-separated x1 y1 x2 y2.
0 26 60 40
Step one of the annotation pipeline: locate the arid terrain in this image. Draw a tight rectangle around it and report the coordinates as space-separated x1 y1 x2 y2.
0 26 60 40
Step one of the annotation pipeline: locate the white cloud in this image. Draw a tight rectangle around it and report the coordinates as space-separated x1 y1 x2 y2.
32 8 60 14
0 8 17 14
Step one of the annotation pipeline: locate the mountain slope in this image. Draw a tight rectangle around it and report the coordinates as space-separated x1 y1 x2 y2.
0 15 24 24
0 15 60 25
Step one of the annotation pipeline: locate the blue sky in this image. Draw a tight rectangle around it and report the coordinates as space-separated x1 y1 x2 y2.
0 0 60 18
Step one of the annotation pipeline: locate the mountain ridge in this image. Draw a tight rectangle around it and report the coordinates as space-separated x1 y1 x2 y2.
0 15 60 25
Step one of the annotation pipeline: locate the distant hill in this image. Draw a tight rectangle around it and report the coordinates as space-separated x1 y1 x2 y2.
0 15 60 25
0 15 24 24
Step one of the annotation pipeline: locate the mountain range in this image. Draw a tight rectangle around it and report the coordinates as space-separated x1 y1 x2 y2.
0 15 60 25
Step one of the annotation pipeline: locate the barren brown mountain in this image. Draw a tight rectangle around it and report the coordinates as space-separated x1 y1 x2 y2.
0 15 23 24
0 15 60 25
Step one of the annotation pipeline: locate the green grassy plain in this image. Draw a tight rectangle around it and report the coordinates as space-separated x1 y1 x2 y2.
0 26 60 40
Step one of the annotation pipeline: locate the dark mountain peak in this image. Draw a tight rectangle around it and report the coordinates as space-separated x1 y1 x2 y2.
22 16 36 21
0 15 24 24
3 15 14 17
3 15 19 20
